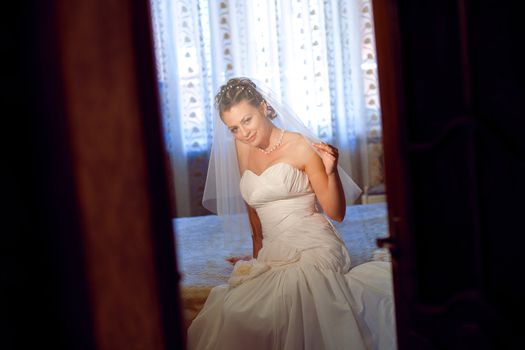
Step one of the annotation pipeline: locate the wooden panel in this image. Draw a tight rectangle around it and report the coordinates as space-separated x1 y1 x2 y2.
370 1 411 349
51 0 184 348
4 1 184 349
373 0 525 348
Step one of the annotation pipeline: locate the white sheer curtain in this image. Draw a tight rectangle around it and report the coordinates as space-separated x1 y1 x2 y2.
150 0 383 217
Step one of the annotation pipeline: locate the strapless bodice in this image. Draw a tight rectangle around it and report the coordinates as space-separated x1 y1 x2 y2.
240 162 351 270
240 162 317 238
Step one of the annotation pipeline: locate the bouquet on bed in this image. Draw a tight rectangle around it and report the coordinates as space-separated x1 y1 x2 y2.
227 258 271 288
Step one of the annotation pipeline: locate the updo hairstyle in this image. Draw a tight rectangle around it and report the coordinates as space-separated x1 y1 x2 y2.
214 77 277 120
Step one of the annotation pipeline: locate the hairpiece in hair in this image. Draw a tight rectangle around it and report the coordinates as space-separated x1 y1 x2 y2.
214 80 256 107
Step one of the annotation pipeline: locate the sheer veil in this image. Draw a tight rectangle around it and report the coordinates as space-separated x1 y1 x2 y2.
202 77 362 240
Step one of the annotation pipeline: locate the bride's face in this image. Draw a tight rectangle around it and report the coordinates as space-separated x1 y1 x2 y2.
222 99 271 146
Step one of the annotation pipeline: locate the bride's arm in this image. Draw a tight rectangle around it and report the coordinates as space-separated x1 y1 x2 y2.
224 205 262 263
246 205 263 258
302 141 346 222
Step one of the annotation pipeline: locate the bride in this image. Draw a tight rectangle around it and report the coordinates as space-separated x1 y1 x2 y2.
187 78 396 349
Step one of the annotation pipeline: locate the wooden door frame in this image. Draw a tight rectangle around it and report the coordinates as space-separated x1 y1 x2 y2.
371 1 415 349
32 0 185 348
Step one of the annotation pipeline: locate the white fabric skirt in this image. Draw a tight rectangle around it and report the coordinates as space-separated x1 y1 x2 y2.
187 259 396 350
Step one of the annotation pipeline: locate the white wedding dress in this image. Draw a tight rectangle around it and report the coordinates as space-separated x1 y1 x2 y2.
188 162 397 350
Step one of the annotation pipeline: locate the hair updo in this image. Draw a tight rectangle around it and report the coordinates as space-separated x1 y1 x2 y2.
214 77 277 120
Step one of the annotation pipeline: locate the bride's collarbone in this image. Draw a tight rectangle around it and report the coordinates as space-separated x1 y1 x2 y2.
248 151 304 176
247 134 308 174
253 132 305 170
249 159 302 176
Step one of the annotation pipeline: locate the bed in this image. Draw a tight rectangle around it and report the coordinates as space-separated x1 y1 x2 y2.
173 202 390 329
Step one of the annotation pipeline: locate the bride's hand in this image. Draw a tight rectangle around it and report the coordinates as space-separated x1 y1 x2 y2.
312 142 339 176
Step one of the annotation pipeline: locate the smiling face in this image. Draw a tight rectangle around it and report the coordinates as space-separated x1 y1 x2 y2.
221 99 271 146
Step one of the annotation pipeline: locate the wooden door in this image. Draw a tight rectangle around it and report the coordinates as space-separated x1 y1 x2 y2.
373 1 525 348
5 1 185 349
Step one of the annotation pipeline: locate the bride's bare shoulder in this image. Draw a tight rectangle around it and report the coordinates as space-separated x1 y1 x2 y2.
284 131 317 158
284 131 308 145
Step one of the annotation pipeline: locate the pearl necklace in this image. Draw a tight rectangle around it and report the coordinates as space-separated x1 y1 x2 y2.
257 128 285 154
